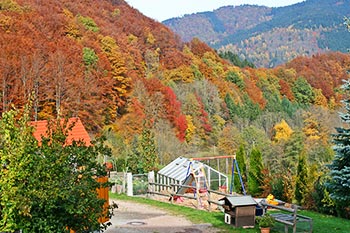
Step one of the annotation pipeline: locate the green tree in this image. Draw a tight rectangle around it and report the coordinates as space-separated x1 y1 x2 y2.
0 106 38 231
233 144 247 194
77 15 99 32
292 77 315 105
264 92 283 113
283 131 304 174
325 18 350 217
127 136 143 174
326 79 350 217
127 125 159 173
139 126 158 173
294 151 308 205
248 147 264 197
240 94 261 122
224 93 238 121
0 107 113 232
83 47 99 69
313 175 336 215
219 51 255 68
281 96 298 117
226 71 245 90
225 93 261 124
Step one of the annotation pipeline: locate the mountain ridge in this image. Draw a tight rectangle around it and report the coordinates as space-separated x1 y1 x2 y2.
163 0 350 67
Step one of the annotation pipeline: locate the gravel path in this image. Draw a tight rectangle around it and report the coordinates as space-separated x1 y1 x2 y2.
104 199 220 233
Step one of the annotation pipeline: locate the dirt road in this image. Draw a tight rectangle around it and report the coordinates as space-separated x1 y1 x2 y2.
104 199 220 233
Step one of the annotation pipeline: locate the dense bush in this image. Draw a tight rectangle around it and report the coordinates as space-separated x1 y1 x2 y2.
0 107 114 232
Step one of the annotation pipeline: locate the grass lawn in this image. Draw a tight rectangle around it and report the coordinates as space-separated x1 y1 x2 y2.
110 193 350 233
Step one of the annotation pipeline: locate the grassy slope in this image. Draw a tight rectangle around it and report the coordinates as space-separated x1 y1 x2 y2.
110 193 350 233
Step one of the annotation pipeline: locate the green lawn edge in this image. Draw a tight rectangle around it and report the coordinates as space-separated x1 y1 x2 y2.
109 193 350 233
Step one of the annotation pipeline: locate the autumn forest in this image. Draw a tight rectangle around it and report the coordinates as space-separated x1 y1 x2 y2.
1 0 350 217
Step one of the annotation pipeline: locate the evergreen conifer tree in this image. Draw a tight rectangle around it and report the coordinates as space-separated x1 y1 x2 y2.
294 151 308 205
139 126 158 172
327 79 350 217
248 147 264 196
326 19 350 217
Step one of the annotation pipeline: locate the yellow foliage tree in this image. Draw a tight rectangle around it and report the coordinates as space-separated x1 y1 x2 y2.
100 35 132 111
163 65 195 83
63 9 82 40
146 31 156 45
328 96 337 110
185 115 196 143
202 51 225 79
313 89 328 107
217 124 240 155
0 15 13 32
144 49 159 78
273 119 293 142
303 117 321 141
0 0 22 12
127 34 138 44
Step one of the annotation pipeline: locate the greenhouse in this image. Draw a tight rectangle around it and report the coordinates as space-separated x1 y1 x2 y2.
156 157 228 192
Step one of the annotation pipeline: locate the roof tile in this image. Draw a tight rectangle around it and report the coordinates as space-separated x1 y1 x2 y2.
30 117 91 146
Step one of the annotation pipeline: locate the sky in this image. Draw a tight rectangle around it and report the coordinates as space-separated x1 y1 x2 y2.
126 0 305 22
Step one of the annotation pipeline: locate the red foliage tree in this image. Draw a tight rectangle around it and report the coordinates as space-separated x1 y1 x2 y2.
195 95 212 134
188 38 214 57
163 86 187 141
279 79 294 101
244 76 266 108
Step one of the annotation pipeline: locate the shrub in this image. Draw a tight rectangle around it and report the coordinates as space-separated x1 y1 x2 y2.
256 213 275 228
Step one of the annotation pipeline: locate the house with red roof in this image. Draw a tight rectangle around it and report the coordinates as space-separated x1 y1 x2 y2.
30 117 91 146
30 117 109 224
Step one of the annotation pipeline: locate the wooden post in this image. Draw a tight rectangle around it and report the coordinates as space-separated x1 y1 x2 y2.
225 158 229 175
122 172 126 193
148 171 155 197
207 167 211 190
171 184 175 204
156 173 160 192
196 179 200 209
292 205 297 233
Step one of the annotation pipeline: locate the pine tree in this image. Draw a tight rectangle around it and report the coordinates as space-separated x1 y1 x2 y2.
327 79 350 217
248 147 264 197
294 151 308 205
326 19 350 217
139 126 158 173
283 131 304 175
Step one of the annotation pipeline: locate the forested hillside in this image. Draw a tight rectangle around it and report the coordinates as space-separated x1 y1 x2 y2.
164 0 350 67
0 0 349 216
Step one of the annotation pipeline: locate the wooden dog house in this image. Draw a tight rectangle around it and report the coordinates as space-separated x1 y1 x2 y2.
220 195 257 228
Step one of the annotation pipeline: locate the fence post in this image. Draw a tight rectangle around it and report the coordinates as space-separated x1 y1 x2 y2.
127 172 133 196
122 172 126 194
148 171 155 196
208 190 212 212
171 184 175 204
